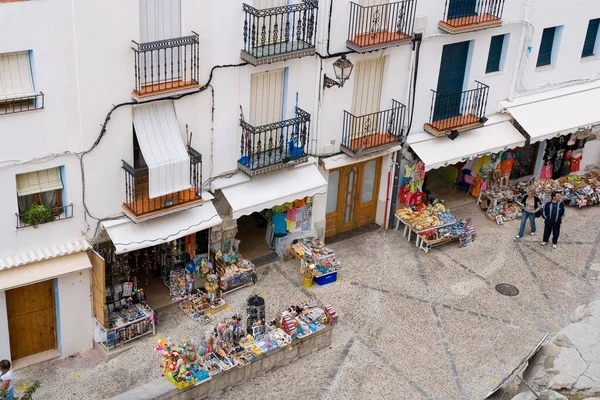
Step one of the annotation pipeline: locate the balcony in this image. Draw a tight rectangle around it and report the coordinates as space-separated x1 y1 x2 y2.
439 0 504 34
346 0 416 53
122 147 203 221
241 1 318 66
342 100 407 157
424 81 489 137
0 92 44 116
238 107 311 176
131 33 200 102
16 204 73 229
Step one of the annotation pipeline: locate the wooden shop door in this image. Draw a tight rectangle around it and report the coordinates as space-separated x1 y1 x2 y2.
6 280 57 359
325 157 382 237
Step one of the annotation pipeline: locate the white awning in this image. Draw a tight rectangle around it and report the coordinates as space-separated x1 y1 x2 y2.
410 121 527 171
102 201 222 254
220 164 328 219
0 239 91 270
501 86 600 144
132 100 191 199
0 252 91 291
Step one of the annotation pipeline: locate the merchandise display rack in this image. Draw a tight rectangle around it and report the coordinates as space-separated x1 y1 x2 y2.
97 304 156 354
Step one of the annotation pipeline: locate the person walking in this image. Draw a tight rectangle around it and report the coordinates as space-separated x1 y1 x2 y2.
0 360 13 400
516 189 542 238
542 191 565 249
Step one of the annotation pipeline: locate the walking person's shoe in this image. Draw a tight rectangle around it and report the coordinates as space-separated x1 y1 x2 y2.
541 242 548 246
552 244 557 249
515 235 521 239
531 232 536 236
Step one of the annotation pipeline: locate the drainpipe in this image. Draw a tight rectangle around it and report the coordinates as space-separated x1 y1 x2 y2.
508 0 534 102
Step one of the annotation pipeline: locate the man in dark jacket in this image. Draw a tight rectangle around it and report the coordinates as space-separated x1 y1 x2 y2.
541 191 566 249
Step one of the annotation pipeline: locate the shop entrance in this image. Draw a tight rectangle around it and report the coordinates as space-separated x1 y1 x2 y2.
6 280 57 359
425 166 478 209
237 212 272 261
326 157 382 237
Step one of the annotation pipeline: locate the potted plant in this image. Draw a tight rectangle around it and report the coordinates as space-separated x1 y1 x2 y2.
22 204 55 227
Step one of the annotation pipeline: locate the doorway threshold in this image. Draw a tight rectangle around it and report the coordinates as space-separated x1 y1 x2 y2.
326 223 380 244
12 349 61 371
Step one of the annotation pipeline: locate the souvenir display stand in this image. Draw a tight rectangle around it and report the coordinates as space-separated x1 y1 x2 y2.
477 186 522 224
395 204 476 252
211 249 257 294
154 298 339 390
97 303 156 354
289 237 342 285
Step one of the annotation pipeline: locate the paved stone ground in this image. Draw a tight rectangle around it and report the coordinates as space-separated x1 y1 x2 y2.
14 203 600 400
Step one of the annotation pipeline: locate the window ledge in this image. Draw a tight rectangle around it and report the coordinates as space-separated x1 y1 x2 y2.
485 70 504 77
535 64 555 72
580 55 599 63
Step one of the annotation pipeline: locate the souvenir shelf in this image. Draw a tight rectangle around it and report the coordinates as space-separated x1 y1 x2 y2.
97 303 155 354
211 249 257 294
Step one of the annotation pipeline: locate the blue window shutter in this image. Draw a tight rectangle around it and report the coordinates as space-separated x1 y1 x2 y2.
537 27 556 67
434 41 470 121
447 0 477 19
486 34 505 73
582 19 600 57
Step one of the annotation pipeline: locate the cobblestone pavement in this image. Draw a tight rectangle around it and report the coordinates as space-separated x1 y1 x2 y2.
15 203 600 400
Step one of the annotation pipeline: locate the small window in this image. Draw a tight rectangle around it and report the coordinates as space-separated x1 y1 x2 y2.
16 167 64 214
537 27 558 67
486 34 507 73
0 50 43 115
582 18 600 57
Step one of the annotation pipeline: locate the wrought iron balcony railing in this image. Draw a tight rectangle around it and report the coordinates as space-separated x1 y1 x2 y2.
238 107 311 176
16 203 73 229
439 0 504 33
132 33 200 101
425 81 489 137
0 92 44 116
122 147 203 220
342 100 407 156
347 0 416 52
241 1 318 65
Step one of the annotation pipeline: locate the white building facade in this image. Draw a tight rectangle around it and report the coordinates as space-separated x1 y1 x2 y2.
0 0 598 366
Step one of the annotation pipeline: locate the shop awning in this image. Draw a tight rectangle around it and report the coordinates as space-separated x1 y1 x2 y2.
500 86 600 144
220 164 328 219
0 252 91 291
410 121 527 171
132 100 191 199
103 201 222 254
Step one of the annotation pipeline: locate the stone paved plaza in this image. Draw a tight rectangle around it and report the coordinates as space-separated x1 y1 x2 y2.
15 203 600 400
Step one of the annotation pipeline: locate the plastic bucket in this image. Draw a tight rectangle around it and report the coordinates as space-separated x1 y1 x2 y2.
302 276 313 288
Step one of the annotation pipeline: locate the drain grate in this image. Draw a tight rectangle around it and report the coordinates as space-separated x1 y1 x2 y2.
495 283 519 296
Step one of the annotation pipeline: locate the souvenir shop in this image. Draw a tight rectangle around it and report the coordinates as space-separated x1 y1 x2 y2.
154 295 338 389
215 163 328 261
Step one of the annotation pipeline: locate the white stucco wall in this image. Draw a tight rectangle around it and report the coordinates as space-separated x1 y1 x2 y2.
56 269 93 357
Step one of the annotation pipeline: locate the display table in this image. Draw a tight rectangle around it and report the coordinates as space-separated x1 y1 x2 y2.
211 249 257 294
97 303 155 354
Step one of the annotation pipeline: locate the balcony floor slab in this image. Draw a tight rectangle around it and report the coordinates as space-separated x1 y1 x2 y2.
438 14 501 34
241 41 315 66
346 31 412 52
423 114 483 137
341 132 401 157
132 80 200 102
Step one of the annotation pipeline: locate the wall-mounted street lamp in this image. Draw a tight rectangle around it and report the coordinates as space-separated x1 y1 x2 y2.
323 55 354 89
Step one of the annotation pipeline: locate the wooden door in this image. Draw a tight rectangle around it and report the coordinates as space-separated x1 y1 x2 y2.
434 41 470 121
325 157 382 237
89 250 106 328
6 280 57 359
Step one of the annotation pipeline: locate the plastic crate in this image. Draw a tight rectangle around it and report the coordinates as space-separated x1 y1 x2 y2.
314 271 337 286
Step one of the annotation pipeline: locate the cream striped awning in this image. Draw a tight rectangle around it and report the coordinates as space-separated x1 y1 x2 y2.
0 51 35 100
17 167 63 196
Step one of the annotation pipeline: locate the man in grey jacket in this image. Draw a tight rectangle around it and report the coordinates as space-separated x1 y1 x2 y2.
541 191 566 249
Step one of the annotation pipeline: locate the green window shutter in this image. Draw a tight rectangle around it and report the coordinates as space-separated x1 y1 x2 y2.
486 34 505 73
582 19 600 57
434 41 470 121
447 0 477 19
537 27 556 67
